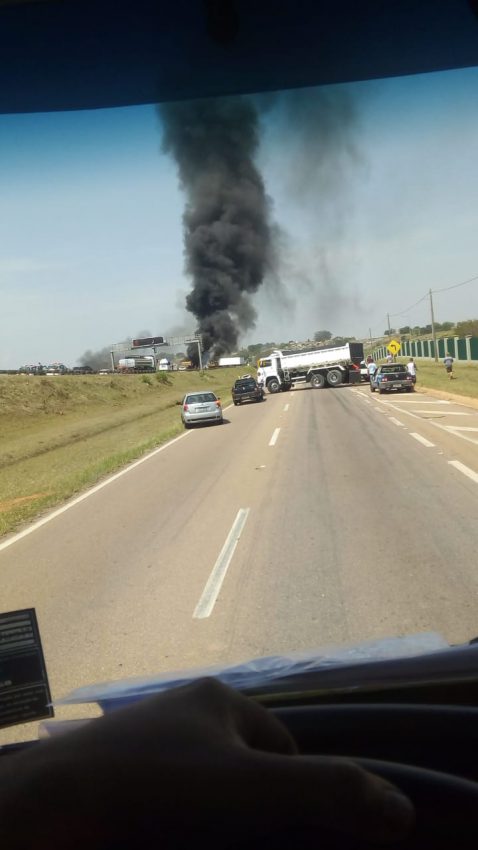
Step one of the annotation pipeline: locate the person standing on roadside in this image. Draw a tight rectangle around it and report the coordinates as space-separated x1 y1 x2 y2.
367 357 378 382
407 357 417 384
443 352 454 379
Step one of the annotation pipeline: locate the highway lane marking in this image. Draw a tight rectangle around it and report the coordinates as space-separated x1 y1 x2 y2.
0 429 198 554
388 399 451 404
353 392 372 404
283 403 290 411
448 461 478 484
269 428 281 446
193 508 250 619
438 426 478 446
410 433 435 448
414 410 471 416
389 417 405 427
376 398 477 445
374 400 424 421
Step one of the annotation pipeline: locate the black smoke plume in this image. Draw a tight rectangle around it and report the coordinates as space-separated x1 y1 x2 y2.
159 98 274 360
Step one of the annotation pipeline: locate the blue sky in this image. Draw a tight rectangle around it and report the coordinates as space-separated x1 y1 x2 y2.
1 66 478 368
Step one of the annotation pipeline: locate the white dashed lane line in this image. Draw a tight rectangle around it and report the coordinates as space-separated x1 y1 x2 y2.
283 404 289 412
269 428 281 447
448 461 478 484
410 433 435 448
193 508 250 619
356 391 478 484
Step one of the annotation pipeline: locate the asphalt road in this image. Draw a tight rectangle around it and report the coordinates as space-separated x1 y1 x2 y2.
2 380 478 742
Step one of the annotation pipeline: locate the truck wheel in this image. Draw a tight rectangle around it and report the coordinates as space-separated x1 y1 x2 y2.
327 369 343 387
310 373 325 389
268 379 280 394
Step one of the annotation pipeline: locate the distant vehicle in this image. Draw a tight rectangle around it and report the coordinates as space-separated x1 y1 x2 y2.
181 391 223 428
158 358 172 371
98 369 111 375
218 356 246 367
18 364 46 375
71 365 94 375
257 343 364 393
117 356 155 373
45 362 68 375
232 377 264 405
370 363 414 394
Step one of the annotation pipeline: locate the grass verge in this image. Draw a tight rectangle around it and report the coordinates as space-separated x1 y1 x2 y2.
0 369 245 536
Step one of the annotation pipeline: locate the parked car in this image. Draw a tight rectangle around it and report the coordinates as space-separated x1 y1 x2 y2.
181 391 223 427
370 363 414 394
232 377 264 405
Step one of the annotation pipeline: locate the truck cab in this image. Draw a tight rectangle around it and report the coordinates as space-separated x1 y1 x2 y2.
257 355 287 394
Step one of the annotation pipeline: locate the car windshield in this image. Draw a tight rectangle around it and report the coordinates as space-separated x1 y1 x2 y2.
2 51 478 746
186 393 217 403
236 381 256 390
381 365 407 373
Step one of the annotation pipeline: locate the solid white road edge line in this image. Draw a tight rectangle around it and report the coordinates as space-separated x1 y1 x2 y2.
193 508 250 619
410 433 435 448
0 404 235 554
448 460 478 484
269 427 281 446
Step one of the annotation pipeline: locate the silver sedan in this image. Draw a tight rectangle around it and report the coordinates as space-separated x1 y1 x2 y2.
181 391 223 427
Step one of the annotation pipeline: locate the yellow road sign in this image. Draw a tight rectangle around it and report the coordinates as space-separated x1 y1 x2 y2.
387 339 401 355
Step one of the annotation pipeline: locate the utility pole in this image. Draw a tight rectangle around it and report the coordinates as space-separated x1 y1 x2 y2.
387 313 391 336
369 328 373 345
429 288 438 363
197 337 203 371
110 350 115 372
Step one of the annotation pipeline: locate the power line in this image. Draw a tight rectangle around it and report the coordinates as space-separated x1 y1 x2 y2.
368 270 478 338
433 273 478 294
388 292 429 319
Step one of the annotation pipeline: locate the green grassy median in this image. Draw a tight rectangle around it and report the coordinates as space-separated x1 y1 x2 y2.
0 369 245 536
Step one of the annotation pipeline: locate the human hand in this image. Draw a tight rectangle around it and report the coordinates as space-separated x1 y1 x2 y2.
0 678 414 848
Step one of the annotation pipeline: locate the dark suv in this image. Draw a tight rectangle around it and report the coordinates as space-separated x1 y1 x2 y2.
232 377 264 405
